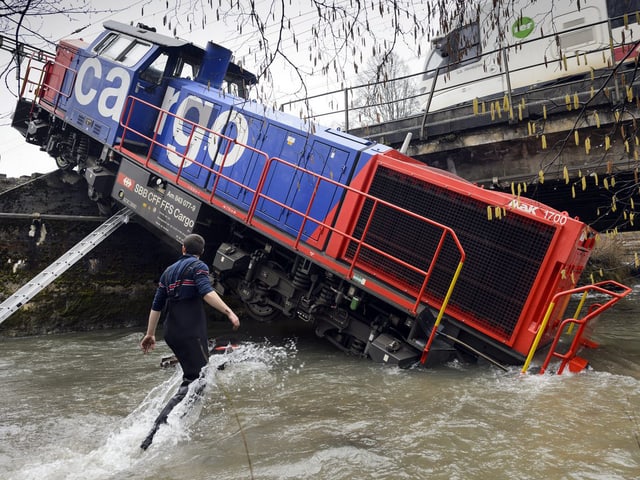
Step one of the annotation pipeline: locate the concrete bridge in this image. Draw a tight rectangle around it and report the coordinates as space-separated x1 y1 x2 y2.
344 62 640 233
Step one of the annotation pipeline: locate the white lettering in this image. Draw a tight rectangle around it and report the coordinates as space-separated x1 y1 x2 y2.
97 66 130 121
74 57 101 106
160 199 174 215
174 208 195 228
509 199 569 225
74 58 131 122
155 87 180 136
145 190 161 206
543 209 568 225
509 199 538 216
167 95 214 168
210 109 248 168
159 93 251 170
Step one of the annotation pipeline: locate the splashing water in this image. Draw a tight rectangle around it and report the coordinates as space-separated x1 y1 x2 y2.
2 313 639 480
5 338 298 480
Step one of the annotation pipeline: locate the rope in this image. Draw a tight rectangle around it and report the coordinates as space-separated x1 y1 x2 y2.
0 170 56 198
216 370 255 480
626 394 640 452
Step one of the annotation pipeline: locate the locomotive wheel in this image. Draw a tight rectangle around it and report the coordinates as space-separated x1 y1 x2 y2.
237 267 283 322
242 282 284 322
244 297 281 322
55 155 75 171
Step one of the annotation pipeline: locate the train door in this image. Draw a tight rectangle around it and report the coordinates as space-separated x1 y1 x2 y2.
127 48 209 148
284 133 357 244
255 124 308 230
121 49 173 149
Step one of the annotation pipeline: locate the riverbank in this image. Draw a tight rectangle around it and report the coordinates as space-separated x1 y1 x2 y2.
0 172 178 336
587 230 640 284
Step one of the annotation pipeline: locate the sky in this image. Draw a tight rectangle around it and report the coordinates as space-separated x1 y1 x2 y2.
0 0 428 177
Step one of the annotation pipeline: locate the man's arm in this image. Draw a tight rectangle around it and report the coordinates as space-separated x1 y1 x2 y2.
140 309 162 353
203 291 240 330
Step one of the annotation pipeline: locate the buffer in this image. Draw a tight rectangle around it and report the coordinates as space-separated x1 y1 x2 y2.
0 207 134 325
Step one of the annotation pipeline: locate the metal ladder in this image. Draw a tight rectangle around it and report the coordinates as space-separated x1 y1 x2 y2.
0 207 134 325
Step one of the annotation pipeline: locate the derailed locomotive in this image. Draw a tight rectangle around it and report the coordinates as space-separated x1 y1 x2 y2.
12 21 630 372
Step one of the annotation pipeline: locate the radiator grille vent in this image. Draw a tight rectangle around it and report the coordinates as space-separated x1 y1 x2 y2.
346 166 556 339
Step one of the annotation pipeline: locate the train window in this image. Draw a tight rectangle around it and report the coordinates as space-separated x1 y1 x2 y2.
221 80 239 96
173 56 201 79
118 40 152 67
434 21 481 67
95 34 130 61
93 32 117 55
94 32 152 67
140 52 169 84
607 0 640 27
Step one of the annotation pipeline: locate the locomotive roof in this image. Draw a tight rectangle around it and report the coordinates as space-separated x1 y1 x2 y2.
103 20 199 51
102 20 257 89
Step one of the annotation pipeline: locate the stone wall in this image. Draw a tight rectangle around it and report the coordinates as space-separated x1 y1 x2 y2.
0 172 177 336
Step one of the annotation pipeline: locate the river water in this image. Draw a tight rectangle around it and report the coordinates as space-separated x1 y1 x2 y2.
1 285 639 480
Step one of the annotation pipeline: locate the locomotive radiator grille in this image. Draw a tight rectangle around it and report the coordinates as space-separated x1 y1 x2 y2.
345 166 556 340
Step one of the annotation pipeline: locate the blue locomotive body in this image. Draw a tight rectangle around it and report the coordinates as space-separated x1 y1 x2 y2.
149 80 386 243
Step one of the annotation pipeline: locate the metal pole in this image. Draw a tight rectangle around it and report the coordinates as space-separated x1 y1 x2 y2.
420 66 440 140
502 48 515 124
344 87 349 131
0 212 107 222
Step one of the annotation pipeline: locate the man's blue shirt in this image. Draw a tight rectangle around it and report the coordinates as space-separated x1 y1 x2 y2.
151 255 214 311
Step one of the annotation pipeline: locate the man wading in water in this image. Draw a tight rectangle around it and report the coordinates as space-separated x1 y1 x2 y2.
139 233 240 450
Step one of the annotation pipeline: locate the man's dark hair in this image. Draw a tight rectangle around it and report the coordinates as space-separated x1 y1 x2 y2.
183 234 205 255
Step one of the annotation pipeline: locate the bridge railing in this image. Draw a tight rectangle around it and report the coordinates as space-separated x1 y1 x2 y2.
278 12 639 135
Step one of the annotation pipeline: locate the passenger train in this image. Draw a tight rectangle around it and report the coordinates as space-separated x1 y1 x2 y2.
421 0 640 111
11 19 629 372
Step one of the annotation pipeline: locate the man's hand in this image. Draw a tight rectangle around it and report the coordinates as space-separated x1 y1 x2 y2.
140 334 156 354
228 311 240 331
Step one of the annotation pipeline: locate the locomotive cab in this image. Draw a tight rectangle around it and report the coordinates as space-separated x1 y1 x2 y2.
63 21 238 156
15 21 256 208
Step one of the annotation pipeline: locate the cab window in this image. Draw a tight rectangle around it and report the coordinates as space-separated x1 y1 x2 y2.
95 33 128 60
140 52 169 84
119 41 151 67
607 0 640 28
173 56 200 79
434 21 481 67
94 32 152 67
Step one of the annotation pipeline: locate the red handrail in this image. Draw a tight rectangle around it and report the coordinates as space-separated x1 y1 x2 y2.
117 95 467 317
524 280 632 374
